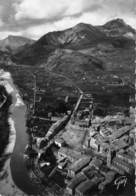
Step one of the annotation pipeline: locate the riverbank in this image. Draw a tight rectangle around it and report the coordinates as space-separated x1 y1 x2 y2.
0 69 27 195
0 69 40 195
0 69 24 160
0 86 11 161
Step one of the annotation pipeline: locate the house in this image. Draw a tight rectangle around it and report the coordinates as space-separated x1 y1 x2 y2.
82 165 97 179
98 170 116 191
112 157 133 174
58 158 68 170
111 135 129 151
66 173 87 195
58 147 82 162
109 161 125 175
68 157 91 178
89 157 103 170
116 152 134 165
54 137 65 148
75 176 101 196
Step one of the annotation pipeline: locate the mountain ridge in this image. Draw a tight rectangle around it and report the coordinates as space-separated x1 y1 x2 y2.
0 18 135 96
0 35 35 53
12 19 135 66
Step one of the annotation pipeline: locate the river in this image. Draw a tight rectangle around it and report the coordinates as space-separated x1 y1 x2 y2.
0 70 41 195
10 105 41 195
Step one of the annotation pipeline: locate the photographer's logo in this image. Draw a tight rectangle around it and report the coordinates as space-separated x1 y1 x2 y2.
114 176 127 190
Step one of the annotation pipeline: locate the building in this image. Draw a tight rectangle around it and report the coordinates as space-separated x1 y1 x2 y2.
46 115 69 141
112 157 133 174
98 170 116 191
75 176 101 196
82 165 97 179
54 137 65 148
116 152 134 165
58 147 82 163
110 163 125 175
58 158 68 170
68 157 91 178
66 173 87 195
75 179 94 196
126 146 135 158
111 135 129 151
111 124 135 140
89 157 103 170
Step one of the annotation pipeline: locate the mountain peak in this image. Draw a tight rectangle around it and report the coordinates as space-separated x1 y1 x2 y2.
13 19 135 66
5 35 34 42
73 22 98 32
0 35 35 52
36 22 106 49
102 18 136 36
104 18 127 28
74 22 91 28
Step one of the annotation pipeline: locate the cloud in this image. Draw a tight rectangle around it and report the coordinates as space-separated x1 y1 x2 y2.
104 0 136 14
20 11 118 39
0 19 3 27
14 0 136 20
15 2 136 40
14 0 102 20
0 30 22 40
14 0 66 20
19 14 102 39
0 0 135 39
0 5 4 26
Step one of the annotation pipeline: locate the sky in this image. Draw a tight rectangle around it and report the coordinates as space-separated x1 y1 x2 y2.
0 0 135 40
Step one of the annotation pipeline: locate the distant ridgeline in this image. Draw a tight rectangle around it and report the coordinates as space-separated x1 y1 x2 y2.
0 85 12 170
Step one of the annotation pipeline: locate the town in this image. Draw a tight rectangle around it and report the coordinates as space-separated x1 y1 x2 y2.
24 89 135 196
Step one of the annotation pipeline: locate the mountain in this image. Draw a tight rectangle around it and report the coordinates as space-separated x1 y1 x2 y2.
13 19 135 68
12 23 107 65
37 23 106 48
12 19 135 76
0 50 13 66
0 35 35 53
99 18 136 38
44 48 104 78
0 18 135 98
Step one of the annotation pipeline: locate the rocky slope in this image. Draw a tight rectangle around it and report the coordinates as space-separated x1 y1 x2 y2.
12 23 106 65
12 19 135 68
100 18 136 38
0 35 35 53
0 50 13 65
12 19 136 76
0 18 135 98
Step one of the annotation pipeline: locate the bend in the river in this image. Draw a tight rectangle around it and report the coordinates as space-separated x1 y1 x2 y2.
0 70 41 195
